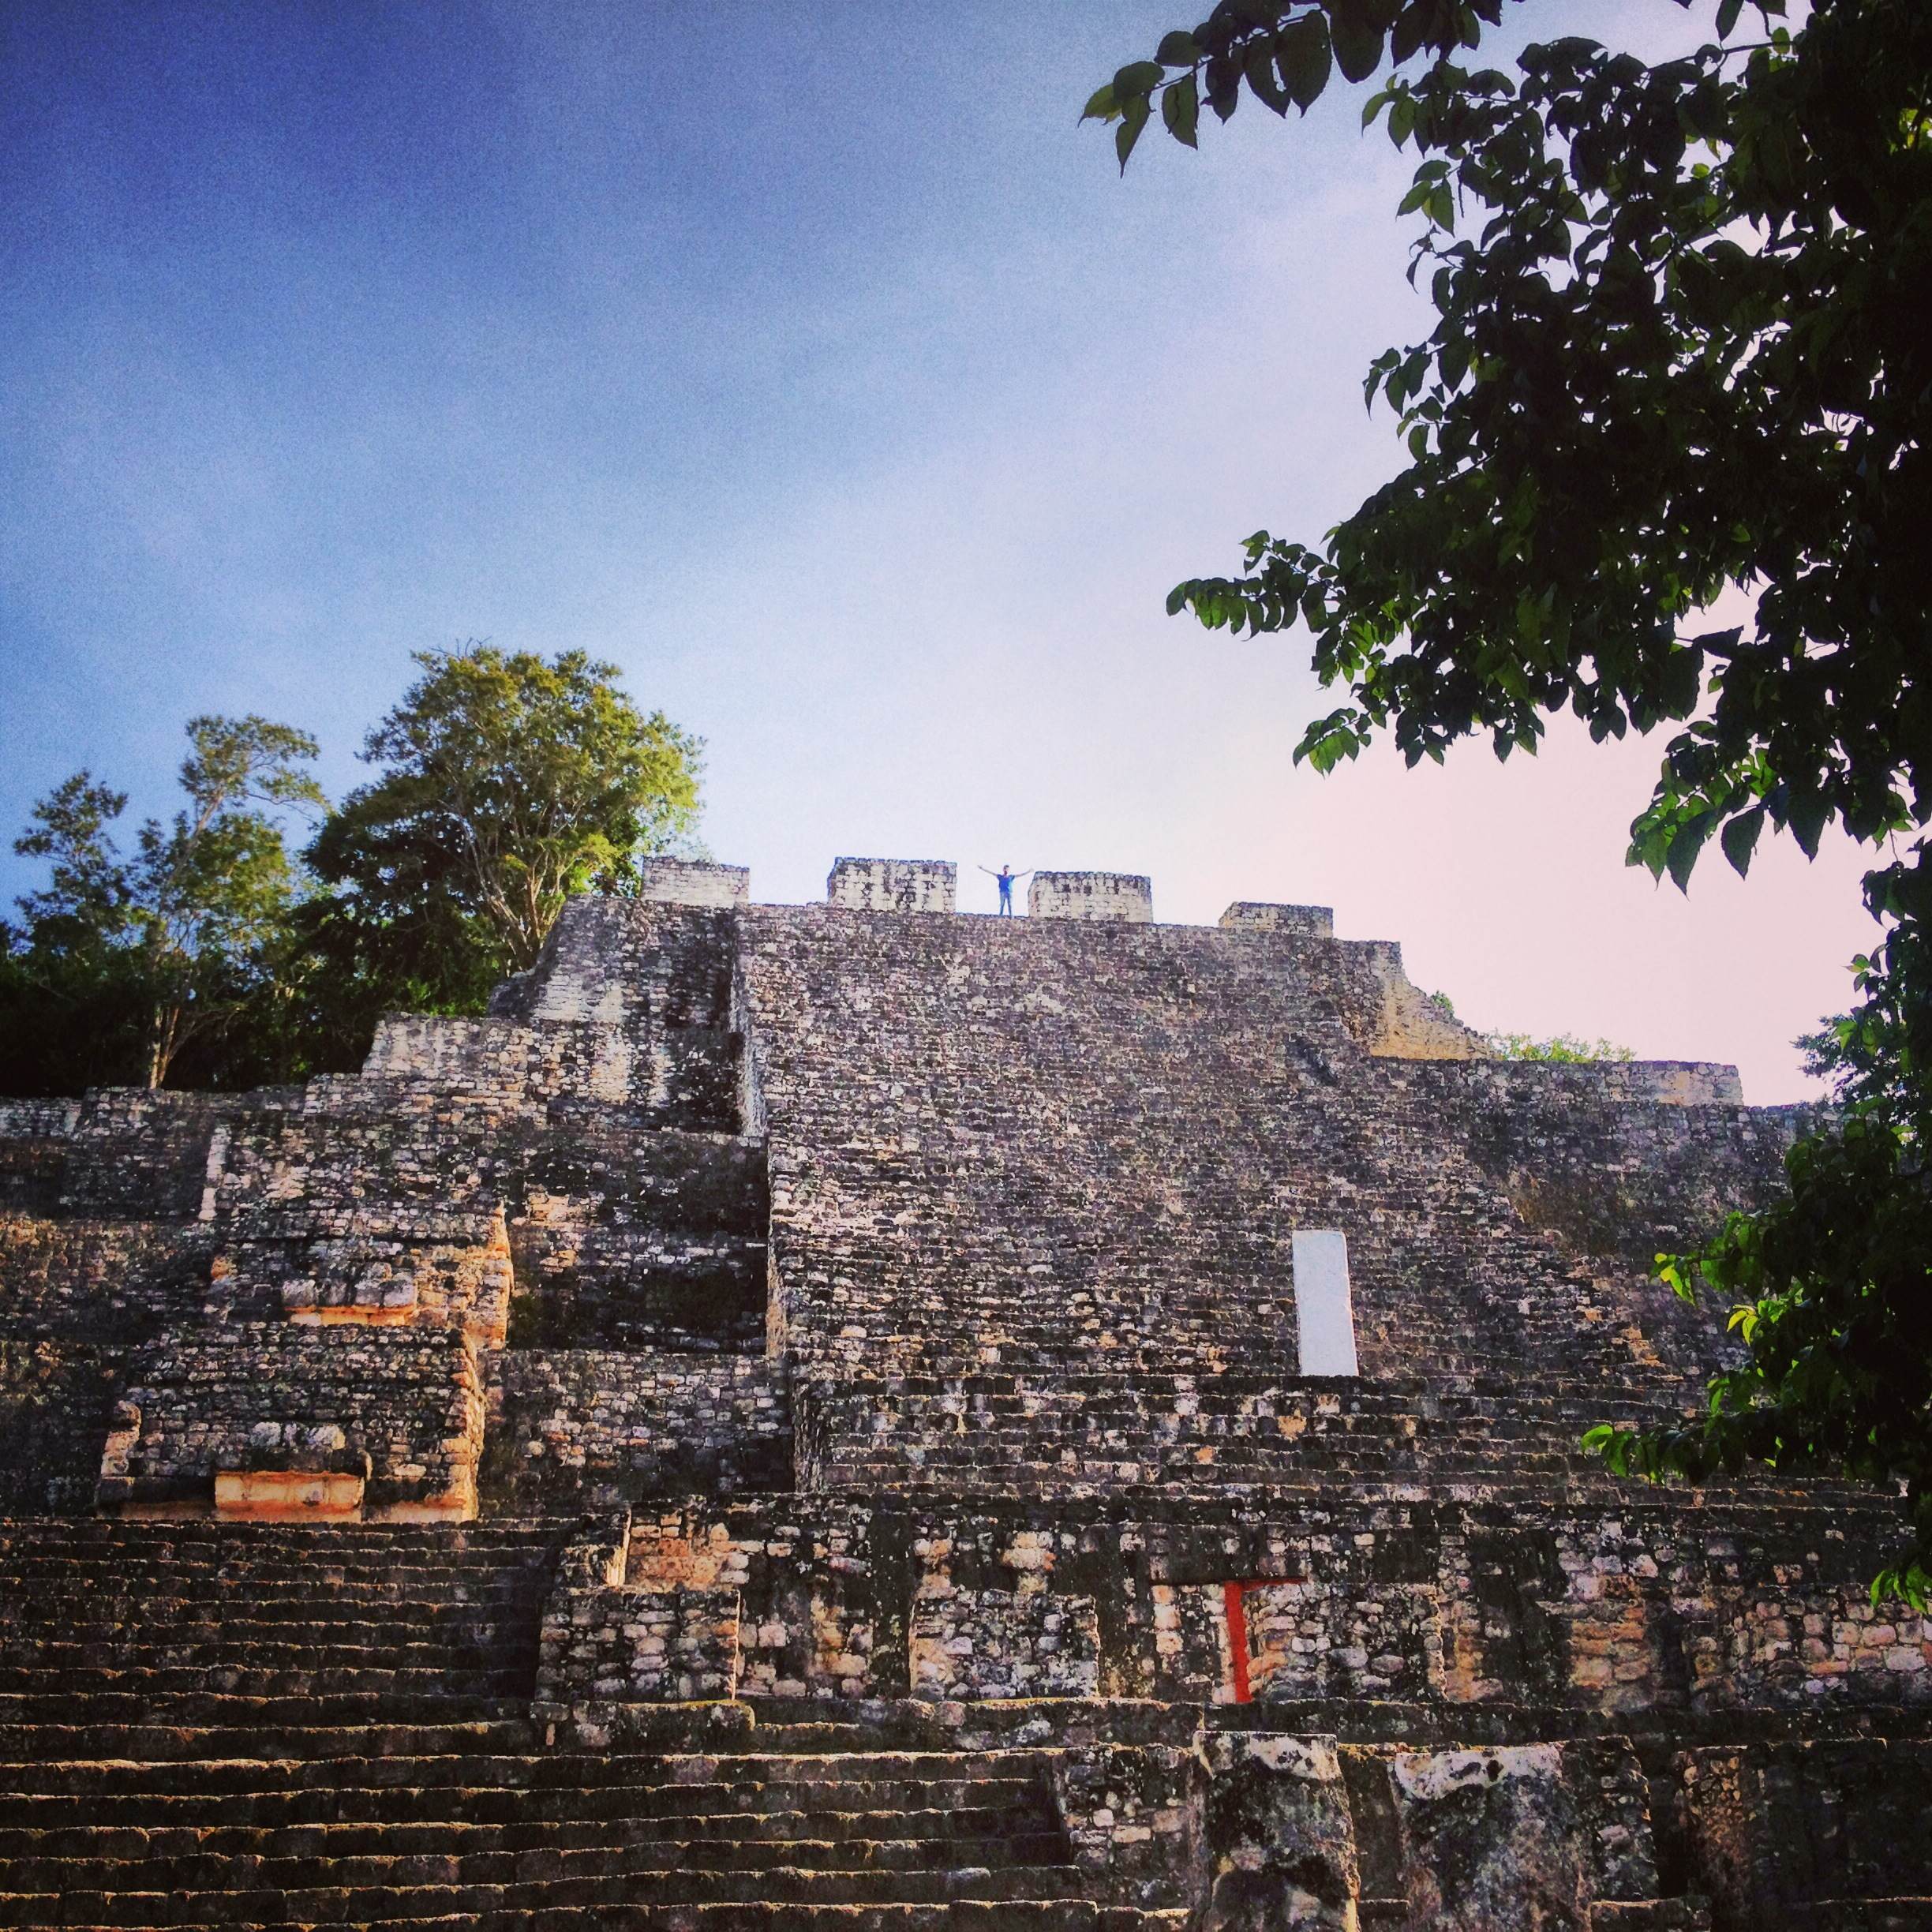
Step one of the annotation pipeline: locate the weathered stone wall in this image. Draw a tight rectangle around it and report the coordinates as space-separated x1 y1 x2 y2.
0 1213 214 1342
826 857 957 913
737 909 1760 1425
1437 1058 1798 1267
505 1127 766 1353
482 1347 790 1508
99 1322 485 1518
1675 1738 1932 1930
0 1338 126 1513
0 876 1921 1921
0 1099 81 1211
1028 870 1154 922
536 1583 741 1702
0 1089 272 1219
636 856 750 908
1219 900 1337 938
910 1581 1102 1699
508 1488 1922 1719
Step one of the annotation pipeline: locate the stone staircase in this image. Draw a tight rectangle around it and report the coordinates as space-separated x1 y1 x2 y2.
0 1518 1188 1928
0 1744 1189 1927
794 1364 1847 1502
0 1518 566 1728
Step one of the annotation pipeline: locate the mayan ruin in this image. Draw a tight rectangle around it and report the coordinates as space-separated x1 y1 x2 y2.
0 859 1917 1928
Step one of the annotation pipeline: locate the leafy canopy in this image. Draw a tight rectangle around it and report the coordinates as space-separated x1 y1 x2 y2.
4 652 707 1094
310 644 703 976
1088 0 1932 1597
4 717 322 1089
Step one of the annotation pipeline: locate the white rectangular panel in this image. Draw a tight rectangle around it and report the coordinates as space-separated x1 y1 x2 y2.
1292 1229 1359 1378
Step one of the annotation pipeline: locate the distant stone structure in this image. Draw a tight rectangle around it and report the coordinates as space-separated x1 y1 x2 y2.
826 856 957 913
0 857 1923 1927
1029 868 1154 922
632 855 748 907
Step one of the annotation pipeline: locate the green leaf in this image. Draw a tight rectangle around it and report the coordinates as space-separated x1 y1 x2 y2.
1278 13 1334 111
1116 92 1151 173
1720 806 1765 878
1162 71 1200 147
1324 0 1387 84
1665 809 1717 892
1245 39 1290 114
1716 0 1743 36
1788 788 1829 859
1156 28 1202 66
1389 2 1430 63
1080 82 1118 123
1112 61 1164 99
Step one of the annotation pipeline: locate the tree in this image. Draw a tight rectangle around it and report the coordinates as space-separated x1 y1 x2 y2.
2 717 323 1091
1085 2 1932 1594
298 646 702 1038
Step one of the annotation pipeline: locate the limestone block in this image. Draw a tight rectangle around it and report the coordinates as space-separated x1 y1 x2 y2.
1220 902 1335 938
1292 1230 1359 1378
636 857 750 908
1028 871 1152 923
1197 1732 1358 1932
1383 1740 1660 1930
214 1466 365 1521
827 858 957 914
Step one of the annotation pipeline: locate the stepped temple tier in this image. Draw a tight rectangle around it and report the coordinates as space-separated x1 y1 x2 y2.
1 856 1926 1928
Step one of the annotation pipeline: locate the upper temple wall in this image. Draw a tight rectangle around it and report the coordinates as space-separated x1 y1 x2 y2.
1028 870 1152 923
732 904 1776 1396
827 858 957 914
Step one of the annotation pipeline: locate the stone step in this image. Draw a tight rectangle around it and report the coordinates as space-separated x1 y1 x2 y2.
0 1570 556 1601
0 1773 1047 1822
0 1803 1053 1855
59 1909 1189 1932
0 1642 538 1678
0 1675 537 1708
0 1694 537 1730
0 1749 1052 1795
0 1522 573 1552
0 1633 538 1668
0 1543 560 1570
0 1582 553 1615
0 1714 549 1758
0 1592 544 1623
0 1860 1102 1922
0 1825 1073 1889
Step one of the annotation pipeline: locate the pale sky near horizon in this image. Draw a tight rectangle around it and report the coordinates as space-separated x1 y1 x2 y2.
1 2 1879 1102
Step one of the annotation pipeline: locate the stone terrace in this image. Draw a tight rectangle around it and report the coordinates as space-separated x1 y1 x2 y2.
0 859 1923 1929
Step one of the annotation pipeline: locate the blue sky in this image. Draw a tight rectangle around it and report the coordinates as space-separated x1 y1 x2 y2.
1 1 1877 1099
